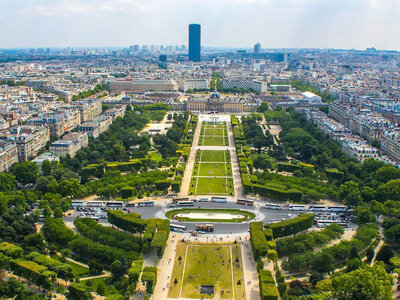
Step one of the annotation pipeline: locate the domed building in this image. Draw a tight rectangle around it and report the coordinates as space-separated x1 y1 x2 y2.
186 91 258 113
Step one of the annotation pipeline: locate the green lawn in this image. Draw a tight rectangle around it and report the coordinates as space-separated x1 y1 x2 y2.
202 128 226 136
51 254 89 277
189 177 234 196
168 243 245 299
147 151 162 162
198 136 227 146
199 150 229 162
195 162 228 176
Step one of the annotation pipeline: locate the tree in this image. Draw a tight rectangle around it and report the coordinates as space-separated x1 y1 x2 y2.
312 252 334 273
22 233 46 252
110 260 124 281
96 281 106 296
376 245 394 265
0 173 16 192
309 271 324 287
356 207 374 224
88 260 103 275
258 102 269 113
67 283 93 300
41 160 52 176
339 181 362 206
13 162 39 185
331 262 392 300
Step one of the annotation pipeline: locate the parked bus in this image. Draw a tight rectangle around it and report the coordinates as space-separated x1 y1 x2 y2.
71 200 84 208
170 224 187 232
198 198 209 202
265 203 282 210
125 202 136 207
137 201 154 207
196 224 214 232
87 201 104 207
288 204 307 211
237 199 254 206
211 197 227 203
316 219 336 228
308 205 327 212
106 201 124 208
328 206 347 212
177 201 194 207
172 197 189 204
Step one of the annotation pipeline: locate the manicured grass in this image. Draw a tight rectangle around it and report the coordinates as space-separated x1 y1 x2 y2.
168 242 245 299
68 261 90 277
165 208 256 223
198 136 227 146
51 254 89 277
189 177 234 196
195 162 228 176
199 150 229 162
147 151 162 162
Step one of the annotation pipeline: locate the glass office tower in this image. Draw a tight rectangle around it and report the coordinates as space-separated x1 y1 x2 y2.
188 24 201 62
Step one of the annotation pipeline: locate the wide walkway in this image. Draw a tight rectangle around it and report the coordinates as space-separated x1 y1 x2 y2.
227 119 243 198
180 119 202 196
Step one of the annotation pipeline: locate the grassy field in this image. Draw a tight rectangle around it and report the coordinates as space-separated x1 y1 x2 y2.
168 242 245 299
190 149 234 196
189 177 234 195
194 162 229 176
51 254 89 277
165 208 256 222
198 136 228 146
198 150 229 162
199 123 229 146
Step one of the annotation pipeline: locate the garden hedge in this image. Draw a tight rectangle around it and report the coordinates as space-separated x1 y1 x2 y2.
264 213 315 238
250 222 269 259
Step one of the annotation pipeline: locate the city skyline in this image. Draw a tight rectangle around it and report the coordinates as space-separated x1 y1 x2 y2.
1 0 400 50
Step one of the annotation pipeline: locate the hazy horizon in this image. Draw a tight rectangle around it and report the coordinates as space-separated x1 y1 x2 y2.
1 0 400 50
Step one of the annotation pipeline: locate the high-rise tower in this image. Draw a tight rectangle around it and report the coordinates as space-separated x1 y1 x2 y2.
189 24 201 62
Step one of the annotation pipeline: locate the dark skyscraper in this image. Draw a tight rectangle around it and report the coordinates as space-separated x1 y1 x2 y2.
188 24 201 62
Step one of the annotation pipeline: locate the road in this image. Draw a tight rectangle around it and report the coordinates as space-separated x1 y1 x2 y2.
64 201 298 234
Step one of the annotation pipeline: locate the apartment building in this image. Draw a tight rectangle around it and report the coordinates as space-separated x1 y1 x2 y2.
28 109 81 138
67 99 102 123
179 79 210 92
0 142 18 172
14 126 50 161
381 129 400 163
108 79 179 94
222 78 267 93
49 132 88 157
79 116 113 138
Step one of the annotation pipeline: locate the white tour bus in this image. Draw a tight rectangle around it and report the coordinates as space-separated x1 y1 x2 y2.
87 201 104 207
170 224 187 232
265 203 282 210
288 204 307 211
327 206 347 212
177 201 194 207
308 205 327 212
71 200 84 208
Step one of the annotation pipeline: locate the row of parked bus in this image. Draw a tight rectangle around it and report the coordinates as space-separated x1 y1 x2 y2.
170 197 255 207
71 200 155 209
264 203 353 213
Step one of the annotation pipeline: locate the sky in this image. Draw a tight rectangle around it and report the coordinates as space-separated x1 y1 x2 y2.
1 0 400 50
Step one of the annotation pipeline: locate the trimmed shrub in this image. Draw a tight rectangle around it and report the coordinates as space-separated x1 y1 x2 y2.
250 222 269 259
265 214 315 238
141 266 157 294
